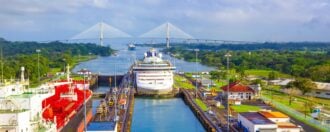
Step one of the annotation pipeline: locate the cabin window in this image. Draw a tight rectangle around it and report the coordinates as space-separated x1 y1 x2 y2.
315 92 321 94
326 120 330 124
326 93 330 95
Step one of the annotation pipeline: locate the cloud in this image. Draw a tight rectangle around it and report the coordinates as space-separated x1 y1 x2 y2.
0 0 329 41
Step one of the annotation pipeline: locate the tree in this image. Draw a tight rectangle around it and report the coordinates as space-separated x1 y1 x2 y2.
288 78 316 95
210 70 226 82
210 71 221 82
251 79 266 88
236 66 246 80
268 71 278 80
283 86 301 106
308 64 330 82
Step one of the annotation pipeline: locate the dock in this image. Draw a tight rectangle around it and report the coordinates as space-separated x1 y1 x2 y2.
87 71 135 132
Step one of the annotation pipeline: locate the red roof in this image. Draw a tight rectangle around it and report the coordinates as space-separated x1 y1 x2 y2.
221 82 254 93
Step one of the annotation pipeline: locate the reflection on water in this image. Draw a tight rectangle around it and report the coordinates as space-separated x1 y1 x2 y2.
73 46 214 75
131 98 205 132
93 86 111 93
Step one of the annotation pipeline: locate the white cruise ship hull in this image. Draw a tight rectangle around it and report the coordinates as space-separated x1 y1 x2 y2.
137 86 173 95
136 83 173 95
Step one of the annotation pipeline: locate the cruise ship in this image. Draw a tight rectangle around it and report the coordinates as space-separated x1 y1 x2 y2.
132 48 176 95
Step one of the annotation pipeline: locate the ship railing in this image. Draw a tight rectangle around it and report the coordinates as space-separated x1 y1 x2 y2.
0 79 29 86
24 87 55 95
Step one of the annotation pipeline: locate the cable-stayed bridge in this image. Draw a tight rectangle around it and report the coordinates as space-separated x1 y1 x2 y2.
71 22 131 46
68 21 259 47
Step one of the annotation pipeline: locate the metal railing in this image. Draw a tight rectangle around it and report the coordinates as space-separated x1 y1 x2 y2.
261 96 330 131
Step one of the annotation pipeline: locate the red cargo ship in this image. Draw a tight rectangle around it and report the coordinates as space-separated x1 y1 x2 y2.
42 80 92 131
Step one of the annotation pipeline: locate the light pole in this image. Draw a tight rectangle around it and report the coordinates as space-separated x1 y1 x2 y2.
225 52 231 132
194 49 199 98
83 74 87 132
36 49 41 82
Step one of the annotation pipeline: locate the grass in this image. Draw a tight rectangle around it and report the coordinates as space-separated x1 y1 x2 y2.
195 98 209 111
231 104 261 113
71 55 97 68
209 80 227 92
173 75 195 89
245 69 291 78
261 95 329 131
49 68 61 74
262 89 330 112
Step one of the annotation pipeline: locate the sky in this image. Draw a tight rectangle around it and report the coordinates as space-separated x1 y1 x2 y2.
0 0 330 42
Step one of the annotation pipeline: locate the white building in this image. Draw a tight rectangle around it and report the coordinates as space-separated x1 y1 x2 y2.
238 111 300 132
269 79 294 86
238 112 277 132
307 82 330 99
221 82 255 100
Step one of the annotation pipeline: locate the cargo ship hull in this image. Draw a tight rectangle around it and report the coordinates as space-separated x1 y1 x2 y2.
42 80 93 131
60 97 92 132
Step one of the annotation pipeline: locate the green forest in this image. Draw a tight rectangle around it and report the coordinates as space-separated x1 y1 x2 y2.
0 38 113 84
164 44 330 82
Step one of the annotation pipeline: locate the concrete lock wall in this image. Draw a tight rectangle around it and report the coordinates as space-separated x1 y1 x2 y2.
97 75 124 87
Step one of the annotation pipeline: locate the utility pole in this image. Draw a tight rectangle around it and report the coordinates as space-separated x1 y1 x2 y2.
36 49 41 82
225 52 231 132
194 49 199 98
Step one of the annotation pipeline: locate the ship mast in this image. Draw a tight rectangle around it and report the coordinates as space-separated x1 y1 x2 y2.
66 65 70 82
20 66 25 83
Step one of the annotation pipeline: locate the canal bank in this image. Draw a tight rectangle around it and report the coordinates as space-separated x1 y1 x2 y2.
72 46 215 131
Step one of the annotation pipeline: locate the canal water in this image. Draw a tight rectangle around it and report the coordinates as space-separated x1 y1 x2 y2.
132 98 205 132
74 45 213 131
73 46 214 75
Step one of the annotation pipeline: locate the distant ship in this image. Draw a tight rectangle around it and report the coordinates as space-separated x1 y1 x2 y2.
128 43 136 50
132 48 176 95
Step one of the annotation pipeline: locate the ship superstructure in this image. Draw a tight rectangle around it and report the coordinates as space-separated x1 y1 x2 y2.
132 48 175 95
0 67 56 132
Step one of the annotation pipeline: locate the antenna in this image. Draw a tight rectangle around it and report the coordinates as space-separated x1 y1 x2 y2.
166 22 170 48
99 22 104 46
